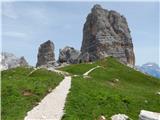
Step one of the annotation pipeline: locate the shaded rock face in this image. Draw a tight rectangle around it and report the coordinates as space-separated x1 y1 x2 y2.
19 56 28 66
36 40 55 67
0 52 29 70
58 46 80 64
80 4 135 65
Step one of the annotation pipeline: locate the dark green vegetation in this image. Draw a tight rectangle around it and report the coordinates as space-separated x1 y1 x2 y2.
2 67 63 120
61 57 160 120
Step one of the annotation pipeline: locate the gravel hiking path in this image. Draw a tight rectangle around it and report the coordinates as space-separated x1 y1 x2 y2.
24 66 99 120
83 65 101 76
24 76 71 120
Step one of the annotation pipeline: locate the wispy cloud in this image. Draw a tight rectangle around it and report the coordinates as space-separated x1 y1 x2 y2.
2 2 18 19
25 7 50 25
3 31 27 38
2 2 49 24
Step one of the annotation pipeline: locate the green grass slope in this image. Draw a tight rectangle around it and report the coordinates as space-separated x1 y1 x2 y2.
2 67 63 120
59 63 97 75
60 57 160 120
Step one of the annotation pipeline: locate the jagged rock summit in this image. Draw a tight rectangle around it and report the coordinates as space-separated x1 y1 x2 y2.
58 46 80 64
79 4 135 65
0 52 29 70
36 40 55 67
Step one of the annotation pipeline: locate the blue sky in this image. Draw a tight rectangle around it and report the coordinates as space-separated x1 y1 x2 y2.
1 1 159 66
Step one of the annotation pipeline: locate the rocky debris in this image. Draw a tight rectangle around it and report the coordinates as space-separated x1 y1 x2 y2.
56 62 70 69
58 46 80 64
79 4 135 66
111 114 129 120
0 52 29 70
98 115 107 120
139 110 160 120
36 40 55 67
156 91 160 95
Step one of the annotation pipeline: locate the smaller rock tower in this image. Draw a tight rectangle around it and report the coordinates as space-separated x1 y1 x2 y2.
36 40 55 67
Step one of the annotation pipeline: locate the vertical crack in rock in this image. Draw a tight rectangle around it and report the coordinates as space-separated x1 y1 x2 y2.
79 4 135 65
36 40 55 67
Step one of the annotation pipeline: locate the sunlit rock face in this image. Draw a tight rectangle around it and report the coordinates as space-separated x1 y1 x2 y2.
80 4 135 65
58 46 80 64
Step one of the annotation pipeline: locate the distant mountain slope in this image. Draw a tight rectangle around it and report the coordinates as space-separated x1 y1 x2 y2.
0 52 28 70
60 57 160 120
136 63 160 78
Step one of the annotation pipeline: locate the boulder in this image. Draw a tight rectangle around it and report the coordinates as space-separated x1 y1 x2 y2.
139 110 160 120
58 46 80 64
36 40 55 67
79 4 135 66
98 115 107 120
111 114 129 120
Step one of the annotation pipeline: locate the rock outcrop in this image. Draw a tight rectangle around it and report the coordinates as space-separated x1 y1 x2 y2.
58 46 80 64
139 110 160 120
79 4 135 65
36 40 55 67
0 52 29 70
19 56 28 66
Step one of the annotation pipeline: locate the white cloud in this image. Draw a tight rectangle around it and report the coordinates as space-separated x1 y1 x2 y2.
23 6 53 26
3 31 27 38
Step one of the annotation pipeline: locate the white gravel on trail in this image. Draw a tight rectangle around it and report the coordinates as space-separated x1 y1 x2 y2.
83 66 101 76
24 76 71 120
24 66 100 120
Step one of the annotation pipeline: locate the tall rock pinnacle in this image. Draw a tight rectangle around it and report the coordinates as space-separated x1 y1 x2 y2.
79 4 135 65
36 40 55 67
